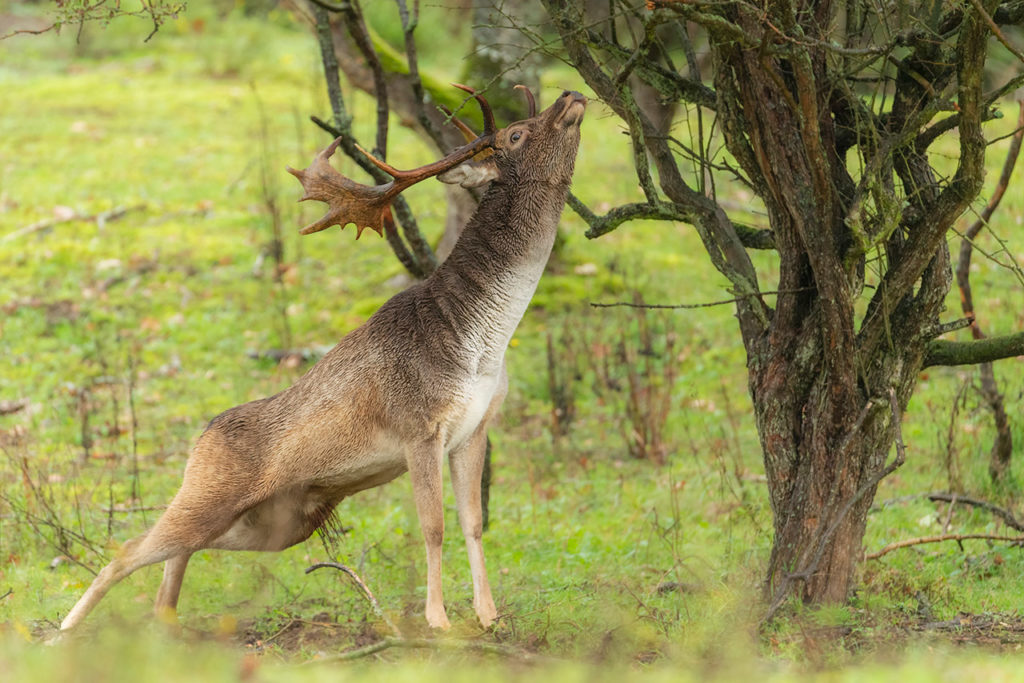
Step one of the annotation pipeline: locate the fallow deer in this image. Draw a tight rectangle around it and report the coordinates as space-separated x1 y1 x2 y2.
60 85 586 632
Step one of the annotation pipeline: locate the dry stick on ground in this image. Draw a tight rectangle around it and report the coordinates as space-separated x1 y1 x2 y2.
0 399 28 416
866 533 1024 560
954 101 1024 482
305 562 401 638
305 636 556 664
2 204 146 243
926 492 1024 532
303 561 549 664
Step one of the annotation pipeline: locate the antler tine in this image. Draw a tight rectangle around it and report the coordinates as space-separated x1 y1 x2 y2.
439 104 479 144
451 83 497 136
514 84 536 118
289 84 499 238
354 143 403 177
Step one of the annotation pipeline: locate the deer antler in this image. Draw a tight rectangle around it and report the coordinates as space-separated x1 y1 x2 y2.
515 84 536 118
288 85 497 238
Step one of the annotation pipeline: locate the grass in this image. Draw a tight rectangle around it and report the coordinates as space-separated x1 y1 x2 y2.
2 2 1024 680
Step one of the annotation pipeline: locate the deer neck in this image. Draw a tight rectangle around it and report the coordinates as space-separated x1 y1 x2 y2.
422 179 568 370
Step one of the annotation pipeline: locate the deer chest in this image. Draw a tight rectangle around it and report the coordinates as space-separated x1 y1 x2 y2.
444 369 503 451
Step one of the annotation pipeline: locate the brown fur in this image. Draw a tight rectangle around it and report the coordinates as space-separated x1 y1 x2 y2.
60 90 586 632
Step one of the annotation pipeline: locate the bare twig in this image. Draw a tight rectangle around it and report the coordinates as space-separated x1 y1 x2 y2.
306 561 401 638
940 492 958 534
867 533 1024 560
567 193 774 247
395 0 449 153
0 588 12 601
957 102 1024 333
591 287 812 310
101 505 167 514
944 380 968 492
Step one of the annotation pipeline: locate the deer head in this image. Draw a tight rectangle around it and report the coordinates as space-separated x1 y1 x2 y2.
287 85 586 238
438 88 586 191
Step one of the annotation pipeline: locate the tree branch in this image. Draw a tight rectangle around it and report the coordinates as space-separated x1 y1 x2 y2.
308 7 432 278
541 0 768 342
306 561 401 638
567 194 775 248
859 0 993 356
307 0 351 11
923 332 1024 367
966 0 1024 64
580 26 718 109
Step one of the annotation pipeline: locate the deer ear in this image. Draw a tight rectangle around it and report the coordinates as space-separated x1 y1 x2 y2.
437 159 500 188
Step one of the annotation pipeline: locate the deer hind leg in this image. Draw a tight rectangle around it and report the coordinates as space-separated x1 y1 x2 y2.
449 425 498 628
154 552 192 623
60 485 242 631
59 531 176 631
406 436 450 629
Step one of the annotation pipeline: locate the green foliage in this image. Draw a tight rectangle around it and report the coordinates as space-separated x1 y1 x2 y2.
1 3 1024 680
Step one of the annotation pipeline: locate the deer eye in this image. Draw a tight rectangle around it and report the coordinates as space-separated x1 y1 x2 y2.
510 131 523 143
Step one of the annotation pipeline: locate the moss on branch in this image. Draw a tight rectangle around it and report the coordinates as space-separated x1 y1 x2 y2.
924 332 1024 367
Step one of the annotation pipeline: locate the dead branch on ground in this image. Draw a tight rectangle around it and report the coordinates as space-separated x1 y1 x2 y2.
866 533 1024 560
926 492 1024 532
2 204 146 243
303 560 548 663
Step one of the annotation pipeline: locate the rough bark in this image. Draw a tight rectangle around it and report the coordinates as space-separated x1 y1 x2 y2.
540 0 1017 609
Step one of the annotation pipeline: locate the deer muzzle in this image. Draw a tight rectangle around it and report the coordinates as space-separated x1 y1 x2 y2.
555 91 587 127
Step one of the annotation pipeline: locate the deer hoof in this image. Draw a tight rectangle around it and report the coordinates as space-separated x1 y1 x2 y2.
426 608 451 630
476 602 497 629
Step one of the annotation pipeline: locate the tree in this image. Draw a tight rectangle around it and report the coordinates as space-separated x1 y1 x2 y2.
534 0 1024 609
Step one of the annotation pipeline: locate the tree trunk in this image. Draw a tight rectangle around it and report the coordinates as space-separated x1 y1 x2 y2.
713 5 950 604
752 347 916 602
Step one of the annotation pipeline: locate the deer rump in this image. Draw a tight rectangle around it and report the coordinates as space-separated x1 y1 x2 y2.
59 85 585 633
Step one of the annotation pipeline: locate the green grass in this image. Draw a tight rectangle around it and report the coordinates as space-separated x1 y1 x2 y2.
2 2 1024 681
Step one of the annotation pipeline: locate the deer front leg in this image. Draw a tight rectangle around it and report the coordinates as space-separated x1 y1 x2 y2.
449 423 498 629
406 436 450 629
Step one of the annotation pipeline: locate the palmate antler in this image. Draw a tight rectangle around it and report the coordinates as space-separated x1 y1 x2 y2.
287 84 497 238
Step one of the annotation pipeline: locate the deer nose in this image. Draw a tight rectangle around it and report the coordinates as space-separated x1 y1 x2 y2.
563 90 586 103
